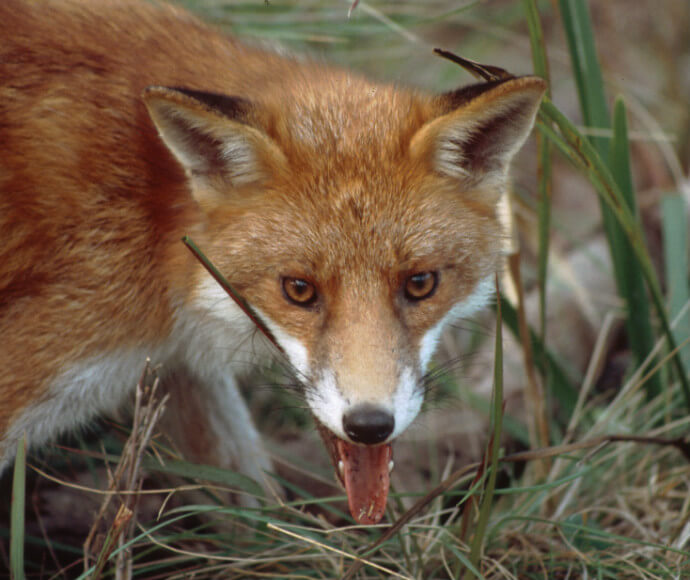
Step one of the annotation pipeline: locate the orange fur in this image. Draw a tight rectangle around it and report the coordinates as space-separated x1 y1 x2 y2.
0 0 545 519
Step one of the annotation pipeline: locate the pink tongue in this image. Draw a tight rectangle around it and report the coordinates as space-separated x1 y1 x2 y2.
336 439 392 524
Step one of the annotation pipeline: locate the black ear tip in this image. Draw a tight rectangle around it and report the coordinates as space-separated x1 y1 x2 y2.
142 86 252 123
440 75 547 112
440 79 507 110
168 87 253 119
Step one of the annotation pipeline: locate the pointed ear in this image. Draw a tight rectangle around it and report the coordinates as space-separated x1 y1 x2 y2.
410 76 546 196
143 86 287 202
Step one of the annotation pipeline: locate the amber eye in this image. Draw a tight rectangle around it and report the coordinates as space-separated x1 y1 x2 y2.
282 277 317 306
404 271 438 301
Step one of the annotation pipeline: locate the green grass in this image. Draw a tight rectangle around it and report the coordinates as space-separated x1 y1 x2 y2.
2 1 689 578
10 436 26 580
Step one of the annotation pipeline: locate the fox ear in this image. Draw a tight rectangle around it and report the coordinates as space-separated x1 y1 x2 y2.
143 86 286 202
411 76 546 197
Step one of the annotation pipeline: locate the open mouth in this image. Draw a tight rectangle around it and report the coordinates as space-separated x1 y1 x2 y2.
317 422 393 524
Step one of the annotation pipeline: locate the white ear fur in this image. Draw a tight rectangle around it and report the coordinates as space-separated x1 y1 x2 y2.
411 77 546 193
143 87 286 190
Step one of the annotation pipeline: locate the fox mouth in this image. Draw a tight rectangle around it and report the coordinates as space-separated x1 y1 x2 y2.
316 421 393 524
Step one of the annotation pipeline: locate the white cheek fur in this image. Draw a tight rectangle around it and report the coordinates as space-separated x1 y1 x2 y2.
255 309 311 379
419 274 495 370
196 274 311 377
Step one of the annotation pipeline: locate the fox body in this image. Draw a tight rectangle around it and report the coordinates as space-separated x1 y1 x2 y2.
0 0 545 522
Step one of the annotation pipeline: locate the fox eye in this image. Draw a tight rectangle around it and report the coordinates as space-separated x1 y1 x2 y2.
282 277 317 306
404 271 438 301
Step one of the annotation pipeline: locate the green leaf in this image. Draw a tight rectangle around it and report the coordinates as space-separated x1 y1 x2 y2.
464 280 504 579
558 0 609 157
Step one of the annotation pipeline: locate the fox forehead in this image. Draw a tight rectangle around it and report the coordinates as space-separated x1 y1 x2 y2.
208 168 504 288
256 79 431 153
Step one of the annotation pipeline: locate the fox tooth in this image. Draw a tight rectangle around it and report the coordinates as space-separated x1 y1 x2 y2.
338 460 345 478
388 460 394 473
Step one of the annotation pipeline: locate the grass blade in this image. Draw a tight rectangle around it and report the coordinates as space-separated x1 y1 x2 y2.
522 0 554 383
558 0 609 156
662 194 690 372
142 457 265 497
521 0 556 446
557 0 619 286
499 296 579 416
463 278 504 579
609 97 661 397
10 435 26 580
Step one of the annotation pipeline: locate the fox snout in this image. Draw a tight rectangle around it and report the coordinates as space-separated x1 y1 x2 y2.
342 403 395 445
296 289 427 448
305 363 423 447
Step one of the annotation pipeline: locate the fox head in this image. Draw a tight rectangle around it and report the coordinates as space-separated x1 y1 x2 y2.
143 70 545 523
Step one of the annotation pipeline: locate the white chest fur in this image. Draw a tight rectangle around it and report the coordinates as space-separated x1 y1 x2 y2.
0 290 266 473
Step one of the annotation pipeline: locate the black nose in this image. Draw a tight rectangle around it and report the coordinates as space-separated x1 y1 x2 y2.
342 404 395 445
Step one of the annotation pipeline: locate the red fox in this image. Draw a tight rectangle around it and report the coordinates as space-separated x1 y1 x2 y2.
0 0 545 524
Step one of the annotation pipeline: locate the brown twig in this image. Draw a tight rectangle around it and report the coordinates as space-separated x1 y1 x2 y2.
83 361 168 577
433 48 514 81
182 236 286 356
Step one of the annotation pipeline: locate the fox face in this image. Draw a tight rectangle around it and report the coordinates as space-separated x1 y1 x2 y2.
145 76 545 522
